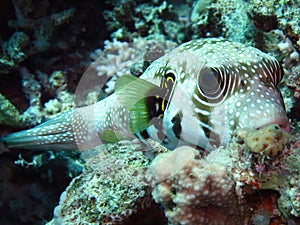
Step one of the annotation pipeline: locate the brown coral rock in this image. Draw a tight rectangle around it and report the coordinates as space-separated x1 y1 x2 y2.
241 124 290 157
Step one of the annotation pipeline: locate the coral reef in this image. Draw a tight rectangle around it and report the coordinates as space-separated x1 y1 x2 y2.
88 38 177 97
190 0 257 44
247 0 278 32
150 146 241 225
0 1 108 224
190 0 300 51
0 67 74 128
46 142 166 225
43 124 300 225
0 0 74 74
286 64 300 102
0 0 109 128
278 5 300 51
90 39 142 95
247 0 300 50
149 124 300 224
20 67 43 126
5 68 76 127
0 0 300 224
103 0 188 42
0 31 29 74
265 30 299 71
277 139 300 218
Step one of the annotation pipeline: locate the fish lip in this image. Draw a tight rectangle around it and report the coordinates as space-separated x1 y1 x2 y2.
255 119 290 132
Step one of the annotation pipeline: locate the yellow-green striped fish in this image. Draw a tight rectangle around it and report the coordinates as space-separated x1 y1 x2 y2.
1 38 290 151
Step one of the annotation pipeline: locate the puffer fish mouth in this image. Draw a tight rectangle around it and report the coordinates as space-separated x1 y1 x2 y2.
255 119 290 132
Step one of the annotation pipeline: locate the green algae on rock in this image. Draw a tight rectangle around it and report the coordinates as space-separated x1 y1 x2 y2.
0 93 22 127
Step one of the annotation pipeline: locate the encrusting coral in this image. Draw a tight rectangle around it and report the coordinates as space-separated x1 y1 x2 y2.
236 124 290 157
47 142 162 225
150 146 241 225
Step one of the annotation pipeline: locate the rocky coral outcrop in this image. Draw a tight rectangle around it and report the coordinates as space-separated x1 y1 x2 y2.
150 146 241 225
103 0 188 42
47 142 165 225
148 123 300 224
247 0 300 50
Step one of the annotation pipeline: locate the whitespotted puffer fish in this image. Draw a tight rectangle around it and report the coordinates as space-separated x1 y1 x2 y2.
0 38 290 152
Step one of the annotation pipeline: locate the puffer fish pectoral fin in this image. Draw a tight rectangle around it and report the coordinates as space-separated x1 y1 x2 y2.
116 75 168 134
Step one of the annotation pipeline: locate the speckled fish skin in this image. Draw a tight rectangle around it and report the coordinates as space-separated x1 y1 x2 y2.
1 38 290 151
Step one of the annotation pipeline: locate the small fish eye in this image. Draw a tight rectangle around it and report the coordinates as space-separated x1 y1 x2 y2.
165 71 176 81
198 68 221 96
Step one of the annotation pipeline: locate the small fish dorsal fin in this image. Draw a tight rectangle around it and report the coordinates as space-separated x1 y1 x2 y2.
116 75 166 134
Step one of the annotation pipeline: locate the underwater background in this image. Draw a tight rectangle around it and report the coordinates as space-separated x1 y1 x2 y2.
0 0 300 224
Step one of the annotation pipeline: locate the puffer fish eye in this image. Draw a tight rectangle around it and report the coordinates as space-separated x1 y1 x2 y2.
197 67 222 98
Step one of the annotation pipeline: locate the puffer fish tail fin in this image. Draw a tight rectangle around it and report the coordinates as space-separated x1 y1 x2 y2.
116 75 167 134
0 110 78 151
0 106 102 151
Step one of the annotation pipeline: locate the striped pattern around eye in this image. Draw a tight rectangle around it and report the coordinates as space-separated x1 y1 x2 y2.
194 66 240 107
192 66 240 144
259 57 283 86
268 58 283 85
